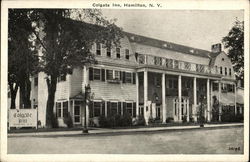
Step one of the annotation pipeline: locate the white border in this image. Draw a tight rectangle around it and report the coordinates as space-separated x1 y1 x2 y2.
1 0 249 162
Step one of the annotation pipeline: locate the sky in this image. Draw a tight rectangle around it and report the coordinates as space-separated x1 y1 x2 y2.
101 10 244 51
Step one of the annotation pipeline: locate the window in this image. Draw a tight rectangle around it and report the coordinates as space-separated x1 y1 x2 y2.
221 83 228 93
107 47 111 57
168 79 177 89
63 101 68 117
106 70 113 80
228 84 235 92
96 43 101 55
58 74 66 82
212 82 219 91
154 75 161 87
126 103 133 116
56 102 62 118
114 71 120 80
111 102 118 116
220 67 223 75
93 69 101 80
229 68 232 76
93 102 101 117
125 49 129 60
125 72 132 83
34 77 38 86
116 48 120 58
225 67 227 75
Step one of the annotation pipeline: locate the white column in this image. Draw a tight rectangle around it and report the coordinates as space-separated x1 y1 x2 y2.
187 99 190 122
178 75 182 122
218 82 222 122
136 72 139 117
144 70 148 123
193 77 197 122
234 83 237 115
207 79 211 122
162 73 166 123
210 81 213 121
105 101 107 117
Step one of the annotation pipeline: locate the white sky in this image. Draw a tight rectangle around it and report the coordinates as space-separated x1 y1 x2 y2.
102 10 244 51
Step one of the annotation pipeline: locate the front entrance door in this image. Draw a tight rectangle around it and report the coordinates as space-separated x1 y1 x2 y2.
74 105 81 124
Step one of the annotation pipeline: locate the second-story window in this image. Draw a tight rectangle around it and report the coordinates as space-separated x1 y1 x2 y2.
93 69 101 80
106 70 113 80
116 48 120 59
125 49 129 60
96 43 101 55
114 71 120 80
125 72 132 83
229 68 232 76
107 47 111 57
220 67 223 75
58 74 66 82
225 67 227 75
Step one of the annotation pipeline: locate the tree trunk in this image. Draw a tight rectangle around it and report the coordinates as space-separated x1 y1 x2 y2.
19 74 32 108
45 75 58 128
9 83 19 109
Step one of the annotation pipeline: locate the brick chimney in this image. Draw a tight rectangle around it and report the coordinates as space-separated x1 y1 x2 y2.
211 43 222 53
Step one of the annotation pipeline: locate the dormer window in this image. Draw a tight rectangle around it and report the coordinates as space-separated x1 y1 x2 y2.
229 68 232 76
225 67 227 75
116 48 120 59
107 47 111 57
220 67 223 75
222 58 224 61
125 49 129 60
96 43 101 55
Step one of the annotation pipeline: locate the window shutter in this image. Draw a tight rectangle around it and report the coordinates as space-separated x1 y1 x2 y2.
101 101 105 116
89 101 93 118
123 102 126 115
133 102 136 117
133 73 136 84
118 102 121 115
89 67 93 81
101 69 105 81
122 72 126 83
120 71 122 81
107 101 111 117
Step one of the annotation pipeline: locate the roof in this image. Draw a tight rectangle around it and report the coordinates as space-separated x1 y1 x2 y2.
124 32 212 58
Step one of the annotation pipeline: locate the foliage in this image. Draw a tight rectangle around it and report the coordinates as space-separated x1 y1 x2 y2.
8 9 39 108
222 20 244 85
14 9 123 127
133 115 145 126
63 112 73 128
99 114 132 128
166 117 174 123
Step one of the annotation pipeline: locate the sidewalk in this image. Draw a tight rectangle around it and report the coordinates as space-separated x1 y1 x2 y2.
8 123 243 137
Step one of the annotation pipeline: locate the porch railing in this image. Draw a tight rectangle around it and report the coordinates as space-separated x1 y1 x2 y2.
137 54 219 75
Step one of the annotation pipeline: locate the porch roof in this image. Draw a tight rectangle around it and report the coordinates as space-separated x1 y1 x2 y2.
70 93 85 100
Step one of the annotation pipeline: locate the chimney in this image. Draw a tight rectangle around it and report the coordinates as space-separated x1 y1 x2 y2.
211 43 222 53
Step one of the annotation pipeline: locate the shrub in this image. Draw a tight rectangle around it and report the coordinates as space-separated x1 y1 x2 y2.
99 114 132 128
121 113 132 127
136 115 145 126
166 117 174 123
63 112 73 128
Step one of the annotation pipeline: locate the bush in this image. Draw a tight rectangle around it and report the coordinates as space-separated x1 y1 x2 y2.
221 113 244 122
98 114 132 128
63 112 73 128
136 115 145 126
166 117 174 123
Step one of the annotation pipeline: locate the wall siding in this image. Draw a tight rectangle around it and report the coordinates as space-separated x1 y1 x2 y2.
70 67 83 97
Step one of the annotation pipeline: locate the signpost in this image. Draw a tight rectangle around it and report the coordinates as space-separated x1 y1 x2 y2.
8 109 38 130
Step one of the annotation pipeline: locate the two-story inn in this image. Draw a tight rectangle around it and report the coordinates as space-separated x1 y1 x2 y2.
28 31 238 127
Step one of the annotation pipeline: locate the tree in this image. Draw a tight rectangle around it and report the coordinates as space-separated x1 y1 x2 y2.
8 9 38 109
222 20 244 86
28 9 123 127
